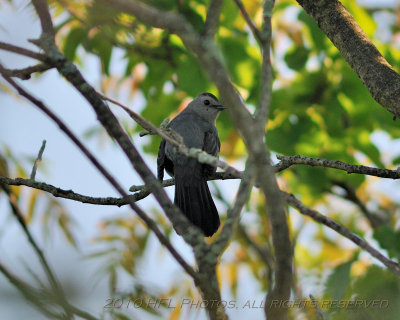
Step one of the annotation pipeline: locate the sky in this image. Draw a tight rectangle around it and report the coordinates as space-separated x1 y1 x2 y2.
1 0 400 320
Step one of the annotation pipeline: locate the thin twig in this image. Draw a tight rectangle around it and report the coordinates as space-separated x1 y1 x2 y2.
1 183 65 297
0 63 52 80
214 160 255 255
277 154 400 179
331 180 385 228
30 140 46 180
0 171 242 207
233 0 263 45
0 41 46 61
139 117 170 137
309 294 327 320
284 192 400 277
237 223 274 291
5 152 400 209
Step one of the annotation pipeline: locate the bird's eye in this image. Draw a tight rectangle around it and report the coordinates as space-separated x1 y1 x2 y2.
204 99 210 106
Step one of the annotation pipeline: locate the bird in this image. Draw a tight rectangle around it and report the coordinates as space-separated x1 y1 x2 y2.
157 93 226 237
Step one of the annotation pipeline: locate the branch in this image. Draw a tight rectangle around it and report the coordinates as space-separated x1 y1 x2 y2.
331 180 386 228
255 0 274 127
251 3 293 319
8 151 400 209
284 192 400 277
30 140 46 180
0 63 52 80
203 0 223 38
0 171 242 207
309 294 327 320
237 223 274 290
233 0 263 45
31 0 55 37
0 41 46 61
296 0 400 118
0 65 199 283
213 160 255 254
277 154 400 179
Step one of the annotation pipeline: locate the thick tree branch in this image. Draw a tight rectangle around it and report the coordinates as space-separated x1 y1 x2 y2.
254 3 293 319
256 0 274 130
31 0 55 37
284 192 400 277
203 0 223 38
296 0 400 118
277 154 400 179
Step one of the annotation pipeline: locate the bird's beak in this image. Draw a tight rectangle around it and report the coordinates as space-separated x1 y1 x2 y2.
213 104 227 111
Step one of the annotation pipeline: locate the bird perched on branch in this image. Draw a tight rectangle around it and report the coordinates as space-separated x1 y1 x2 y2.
157 93 226 237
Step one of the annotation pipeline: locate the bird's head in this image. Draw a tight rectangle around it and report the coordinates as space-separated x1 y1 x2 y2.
188 92 227 123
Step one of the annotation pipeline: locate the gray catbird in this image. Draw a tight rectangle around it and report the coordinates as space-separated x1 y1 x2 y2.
157 93 226 237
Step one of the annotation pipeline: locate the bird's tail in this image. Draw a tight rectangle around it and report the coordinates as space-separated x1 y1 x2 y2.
174 178 220 237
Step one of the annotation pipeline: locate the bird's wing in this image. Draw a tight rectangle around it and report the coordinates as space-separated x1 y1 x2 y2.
203 126 220 157
157 139 166 181
202 127 220 176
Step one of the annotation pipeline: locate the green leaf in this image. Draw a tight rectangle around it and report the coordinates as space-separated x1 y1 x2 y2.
373 226 400 260
284 46 310 71
113 312 133 320
392 155 400 165
89 33 113 75
298 10 327 51
219 36 260 88
179 4 205 32
26 189 40 224
177 53 210 96
63 27 87 61
325 254 357 300
145 0 176 11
